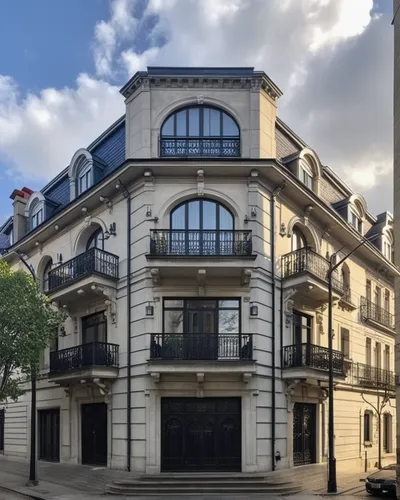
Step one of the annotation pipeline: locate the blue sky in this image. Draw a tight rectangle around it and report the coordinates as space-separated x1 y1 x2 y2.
0 0 393 221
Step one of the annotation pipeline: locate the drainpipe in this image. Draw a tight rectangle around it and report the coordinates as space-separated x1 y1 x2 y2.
116 180 131 472
270 182 286 471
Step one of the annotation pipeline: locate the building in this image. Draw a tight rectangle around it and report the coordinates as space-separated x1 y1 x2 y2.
393 0 400 488
0 66 397 474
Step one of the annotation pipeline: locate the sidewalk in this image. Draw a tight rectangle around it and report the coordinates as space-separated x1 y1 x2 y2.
0 457 369 499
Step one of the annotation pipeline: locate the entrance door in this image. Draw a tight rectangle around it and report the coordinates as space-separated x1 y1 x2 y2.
81 403 107 466
38 409 60 462
293 403 316 466
185 301 218 360
161 397 241 472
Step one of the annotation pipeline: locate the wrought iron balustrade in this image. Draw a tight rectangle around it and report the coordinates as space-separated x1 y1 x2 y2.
350 362 395 392
283 343 345 376
160 137 240 157
46 248 119 292
49 342 119 374
150 333 253 361
360 297 394 330
149 230 252 257
281 247 344 293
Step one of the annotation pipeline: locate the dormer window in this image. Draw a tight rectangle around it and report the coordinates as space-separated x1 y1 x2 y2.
78 165 92 195
31 205 44 229
300 161 314 190
350 211 362 233
160 105 240 157
68 148 105 200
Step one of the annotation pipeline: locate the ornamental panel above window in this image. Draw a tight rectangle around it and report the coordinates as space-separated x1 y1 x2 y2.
160 106 240 158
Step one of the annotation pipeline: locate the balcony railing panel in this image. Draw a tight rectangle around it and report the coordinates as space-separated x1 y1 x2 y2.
49 342 119 374
281 247 344 293
160 137 240 157
360 297 394 330
350 362 395 391
149 230 252 257
150 334 253 361
283 343 345 376
46 248 119 292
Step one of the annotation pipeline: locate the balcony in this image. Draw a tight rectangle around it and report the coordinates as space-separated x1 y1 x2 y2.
160 137 240 158
147 230 256 285
339 285 357 311
147 334 256 382
282 343 345 382
349 362 395 394
360 297 394 334
281 248 345 307
46 248 119 306
49 342 119 384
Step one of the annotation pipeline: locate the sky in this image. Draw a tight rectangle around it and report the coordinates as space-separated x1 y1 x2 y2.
0 0 394 221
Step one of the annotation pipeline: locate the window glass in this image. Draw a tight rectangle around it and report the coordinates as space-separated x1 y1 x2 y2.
203 201 217 230
82 312 107 343
86 228 104 250
162 115 174 135
220 206 234 230
340 328 350 358
219 309 239 334
188 201 200 230
188 108 200 136
164 310 184 333
219 300 240 308
364 412 372 442
164 299 184 308
176 110 187 136
32 209 43 229
222 113 239 136
171 204 185 230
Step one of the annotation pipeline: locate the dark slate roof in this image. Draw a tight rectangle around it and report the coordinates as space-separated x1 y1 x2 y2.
0 233 10 251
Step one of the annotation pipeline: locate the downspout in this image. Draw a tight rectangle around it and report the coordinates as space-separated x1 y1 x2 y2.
126 192 132 472
270 182 286 471
116 179 131 472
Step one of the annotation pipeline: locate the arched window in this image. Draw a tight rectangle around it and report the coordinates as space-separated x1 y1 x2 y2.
160 106 240 157
43 259 53 292
291 227 307 251
341 263 351 300
167 199 241 256
86 228 104 251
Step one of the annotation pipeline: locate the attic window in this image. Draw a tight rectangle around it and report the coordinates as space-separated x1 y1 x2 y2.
350 211 362 233
300 160 314 190
31 204 44 229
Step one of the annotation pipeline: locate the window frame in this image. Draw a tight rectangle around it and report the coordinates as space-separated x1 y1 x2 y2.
340 327 350 359
86 228 104 251
81 311 107 344
31 206 44 229
77 165 92 196
364 411 373 443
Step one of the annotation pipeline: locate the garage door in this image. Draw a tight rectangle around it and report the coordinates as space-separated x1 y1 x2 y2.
161 397 241 472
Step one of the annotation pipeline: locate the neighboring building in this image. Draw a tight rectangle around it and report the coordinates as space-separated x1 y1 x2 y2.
0 67 397 474
393 0 400 488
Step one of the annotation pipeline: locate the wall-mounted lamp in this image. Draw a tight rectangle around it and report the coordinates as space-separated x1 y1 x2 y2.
57 253 63 264
251 207 257 217
59 326 66 337
146 207 152 217
108 222 116 236
275 451 281 462
103 230 110 240
280 223 287 237
145 302 154 316
250 303 258 317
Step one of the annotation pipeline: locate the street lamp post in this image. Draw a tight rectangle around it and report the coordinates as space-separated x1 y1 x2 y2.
327 239 366 494
15 252 38 486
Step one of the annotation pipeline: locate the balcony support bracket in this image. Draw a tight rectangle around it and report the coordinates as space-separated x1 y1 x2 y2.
150 372 160 384
151 269 160 286
91 284 117 325
243 372 252 384
242 269 252 286
285 379 301 413
196 372 205 398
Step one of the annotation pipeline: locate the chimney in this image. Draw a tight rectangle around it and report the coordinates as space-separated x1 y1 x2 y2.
10 187 33 242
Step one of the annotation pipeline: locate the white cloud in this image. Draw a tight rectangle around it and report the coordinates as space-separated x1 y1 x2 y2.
0 74 124 182
93 0 138 77
0 0 391 215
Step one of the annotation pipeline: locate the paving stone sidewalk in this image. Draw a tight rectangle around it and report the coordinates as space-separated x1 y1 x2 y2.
0 457 368 499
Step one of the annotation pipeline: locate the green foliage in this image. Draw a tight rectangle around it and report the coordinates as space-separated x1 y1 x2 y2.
0 260 65 402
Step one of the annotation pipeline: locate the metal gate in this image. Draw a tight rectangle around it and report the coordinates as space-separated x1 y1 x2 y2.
81 403 107 466
161 397 241 472
293 403 316 466
38 408 60 462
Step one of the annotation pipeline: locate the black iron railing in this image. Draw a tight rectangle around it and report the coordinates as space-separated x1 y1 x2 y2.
49 342 119 374
281 247 344 293
340 285 354 305
46 248 119 292
283 343 345 375
160 137 240 157
149 230 252 257
350 362 395 392
150 333 253 361
360 297 394 330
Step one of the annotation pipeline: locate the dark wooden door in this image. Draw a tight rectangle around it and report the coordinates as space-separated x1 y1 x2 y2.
161 398 241 472
38 409 60 462
81 403 107 466
293 403 316 466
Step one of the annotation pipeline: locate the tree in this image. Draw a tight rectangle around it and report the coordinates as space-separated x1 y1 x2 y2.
0 260 65 402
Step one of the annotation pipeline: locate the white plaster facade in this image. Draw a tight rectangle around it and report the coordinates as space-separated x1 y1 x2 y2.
0 67 397 475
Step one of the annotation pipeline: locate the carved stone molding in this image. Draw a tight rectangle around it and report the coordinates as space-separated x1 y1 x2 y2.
242 269 252 286
285 379 301 413
283 288 296 326
197 169 205 197
150 268 160 286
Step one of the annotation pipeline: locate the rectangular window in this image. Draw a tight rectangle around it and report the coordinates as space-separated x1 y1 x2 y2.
292 311 312 345
375 287 381 307
384 345 390 371
366 280 372 302
82 312 107 344
366 338 372 366
32 209 43 229
301 168 313 189
364 412 372 442
49 331 58 353
375 342 381 370
0 409 4 452
384 289 390 313
340 328 350 358
79 170 91 194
